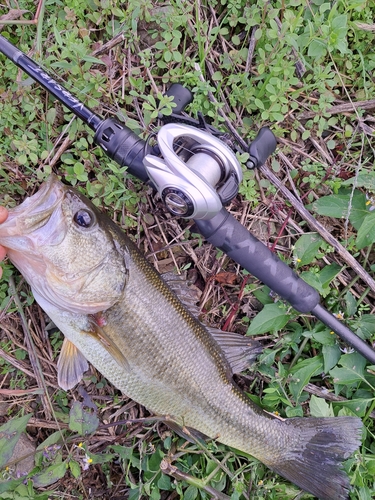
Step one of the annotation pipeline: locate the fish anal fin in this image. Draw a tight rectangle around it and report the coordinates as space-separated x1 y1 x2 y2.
208 328 263 374
165 420 210 446
57 338 89 390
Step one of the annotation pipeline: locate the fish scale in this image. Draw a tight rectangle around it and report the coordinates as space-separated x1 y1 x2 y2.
0 175 362 500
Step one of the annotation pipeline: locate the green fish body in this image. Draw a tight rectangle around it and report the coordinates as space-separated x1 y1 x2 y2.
0 176 362 499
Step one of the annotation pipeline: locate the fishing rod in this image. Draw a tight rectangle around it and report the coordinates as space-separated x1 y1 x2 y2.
1 33 375 364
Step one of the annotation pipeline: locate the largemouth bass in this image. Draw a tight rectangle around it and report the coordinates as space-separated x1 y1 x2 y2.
0 176 362 499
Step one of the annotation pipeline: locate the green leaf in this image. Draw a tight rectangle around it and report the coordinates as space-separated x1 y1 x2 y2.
111 445 140 468
318 263 342 289
17 153 28 165
285 405 303 417
184 485 198 500
73 162 85 175
157 473 172 491
345 291 357 317
0 478 25 493
147 449 164 472
300 270 325 295
340 352 367 373
0 414 32 469
82 55 106 65
333 398 372 417
293 233 323 266
330 353 367 386
299 265 341 297
343 171 375 191
69 401 99 436
32 461 67 487
309 395 334 417
46 108 56 125
353 314 375 339
164 50 172 62
356 212 375 249
330 366 363 385
254 98 265 110
322 343 341 372
69 459 81 478
252 285 274 305
312 329 335 346
308 194 352 218
173 51 182 63
308 191 368 230
53 25 63 46
112 7 125 18
331 14 347 31
289 356 323 402
246 303 290 336
211 71 223 81
129 488 140 500
308 39 327 58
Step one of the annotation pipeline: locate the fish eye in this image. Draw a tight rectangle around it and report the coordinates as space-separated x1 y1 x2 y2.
73 209 94 228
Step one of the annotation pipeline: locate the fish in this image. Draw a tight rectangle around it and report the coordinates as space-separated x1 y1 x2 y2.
0 175 362 500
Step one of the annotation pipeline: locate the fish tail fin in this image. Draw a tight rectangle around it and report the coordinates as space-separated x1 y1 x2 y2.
269 417 362 500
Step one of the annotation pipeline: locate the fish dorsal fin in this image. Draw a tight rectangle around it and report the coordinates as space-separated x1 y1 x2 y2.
162 272 262 374
57 338 89 390
161 272 201 317
208 329 262 374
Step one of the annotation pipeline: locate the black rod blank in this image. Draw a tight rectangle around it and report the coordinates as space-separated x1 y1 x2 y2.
0 34 152 181
0 34 102 131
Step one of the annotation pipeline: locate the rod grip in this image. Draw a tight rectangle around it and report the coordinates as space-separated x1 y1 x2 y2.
195 208 320 313
94 118 151 182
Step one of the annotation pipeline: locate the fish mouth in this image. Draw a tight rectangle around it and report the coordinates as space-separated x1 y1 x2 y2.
0 174 66 252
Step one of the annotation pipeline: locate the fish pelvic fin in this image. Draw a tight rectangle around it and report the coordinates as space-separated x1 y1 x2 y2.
269 416 362 500
57 338 89 390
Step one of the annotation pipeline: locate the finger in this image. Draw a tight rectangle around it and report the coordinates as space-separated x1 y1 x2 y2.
0 206 8 224
0 246 7 279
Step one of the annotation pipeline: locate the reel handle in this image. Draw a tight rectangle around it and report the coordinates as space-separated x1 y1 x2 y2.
248 127 277 169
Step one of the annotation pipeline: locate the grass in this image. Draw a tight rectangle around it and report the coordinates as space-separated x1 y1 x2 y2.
0 0 375 498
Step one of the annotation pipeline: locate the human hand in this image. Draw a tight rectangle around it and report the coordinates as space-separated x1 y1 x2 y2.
0 206 8 279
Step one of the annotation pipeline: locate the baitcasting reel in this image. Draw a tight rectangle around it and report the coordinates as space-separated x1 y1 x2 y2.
143 84 277 220
144 123 243 219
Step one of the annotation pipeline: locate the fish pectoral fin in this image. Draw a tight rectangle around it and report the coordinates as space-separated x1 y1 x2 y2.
84 320 131 372
208 328 263 374
57 338 89 390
